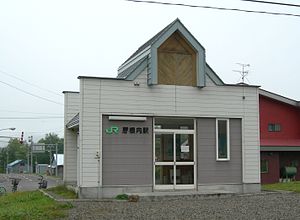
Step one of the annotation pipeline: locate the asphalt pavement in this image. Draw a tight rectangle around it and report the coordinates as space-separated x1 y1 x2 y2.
0 173 63 192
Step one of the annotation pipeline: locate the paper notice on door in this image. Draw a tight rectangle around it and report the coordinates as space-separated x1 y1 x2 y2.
181 145 189 152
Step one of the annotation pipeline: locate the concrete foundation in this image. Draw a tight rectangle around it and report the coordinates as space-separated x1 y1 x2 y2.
198 184 243 193
78 183 261 199
79 185 153 199
198 183 261 194
242 183 261 193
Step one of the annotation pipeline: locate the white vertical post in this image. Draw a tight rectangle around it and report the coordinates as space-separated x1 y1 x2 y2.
6 148 8 174
55 144 58 176
49 145 52 175
27 147 30 173
30 136 33 173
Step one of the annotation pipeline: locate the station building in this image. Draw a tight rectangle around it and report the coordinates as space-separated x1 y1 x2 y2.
63 19 261 198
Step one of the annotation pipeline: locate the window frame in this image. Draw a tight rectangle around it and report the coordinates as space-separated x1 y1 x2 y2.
268 123 281 132
261 159 269 173
216 118 230 161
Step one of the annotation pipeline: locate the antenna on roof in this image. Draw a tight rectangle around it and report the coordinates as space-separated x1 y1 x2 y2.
233 63 250 84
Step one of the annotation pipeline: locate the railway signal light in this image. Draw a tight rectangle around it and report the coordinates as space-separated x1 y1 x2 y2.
20 132 24 144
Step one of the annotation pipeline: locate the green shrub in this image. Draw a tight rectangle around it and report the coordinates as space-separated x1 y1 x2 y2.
115 194 129 200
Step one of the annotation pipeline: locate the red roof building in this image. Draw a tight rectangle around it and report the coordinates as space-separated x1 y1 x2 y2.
259 89 300 184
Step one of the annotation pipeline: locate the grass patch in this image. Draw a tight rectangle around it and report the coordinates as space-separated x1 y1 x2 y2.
0 191 72 220
46 185 77 199
262 181 300 193
115 194 129 200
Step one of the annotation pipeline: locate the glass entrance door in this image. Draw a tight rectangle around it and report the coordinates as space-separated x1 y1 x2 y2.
175 133 194 189
154 127 195 190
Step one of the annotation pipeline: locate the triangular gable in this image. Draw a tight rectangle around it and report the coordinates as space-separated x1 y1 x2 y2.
149 19 206 87
117 19 224 87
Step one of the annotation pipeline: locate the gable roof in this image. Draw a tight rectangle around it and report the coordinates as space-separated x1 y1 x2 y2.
117 56 148 79
7 160 24 167
117 18 210 87
259 89 300 107
66 113 79 129
119 19 179 68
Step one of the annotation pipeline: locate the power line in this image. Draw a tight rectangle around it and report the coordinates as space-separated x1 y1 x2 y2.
0 136 19 138
125 0 300 17
0 116 63 120
0 80 63 106
0 109 62 116
24 130 63 134
0 69 62 97
238 0 300 8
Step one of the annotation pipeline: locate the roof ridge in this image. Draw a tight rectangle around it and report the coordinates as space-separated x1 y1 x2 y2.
118 18 180 69
259 88 299 102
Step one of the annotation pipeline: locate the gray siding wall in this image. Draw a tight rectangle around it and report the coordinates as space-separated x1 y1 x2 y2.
197 118 242 184
64 92 79 184
102 116 153 185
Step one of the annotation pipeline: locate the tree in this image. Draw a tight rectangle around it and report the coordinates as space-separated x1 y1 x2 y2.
0 147 7 173
0 133 64 173
0 138 28 173
38 133 64 153
35 133 64 165
7 138 28 162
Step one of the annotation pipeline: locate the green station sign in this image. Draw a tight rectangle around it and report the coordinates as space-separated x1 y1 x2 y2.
105 126 149 135
105 126 119 134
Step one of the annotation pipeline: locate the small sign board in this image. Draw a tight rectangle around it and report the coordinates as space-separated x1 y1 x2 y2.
181 145 190 153
32 144 46 153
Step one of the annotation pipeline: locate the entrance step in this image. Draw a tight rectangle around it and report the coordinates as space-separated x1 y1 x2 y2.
129 190 236 202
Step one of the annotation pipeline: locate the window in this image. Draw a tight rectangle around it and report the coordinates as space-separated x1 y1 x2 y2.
291 160 299 167
216 119 230 161
261 160 268 173
268 123 281 132
155 117 194 130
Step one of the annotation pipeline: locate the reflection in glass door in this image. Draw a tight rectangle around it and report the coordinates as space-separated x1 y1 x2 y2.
175 134 194 187
155 133 174 187
154 118 196 190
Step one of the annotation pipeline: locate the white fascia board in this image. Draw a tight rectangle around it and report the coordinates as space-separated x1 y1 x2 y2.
259 89 298 106
108 116 147 121
118 46 151 74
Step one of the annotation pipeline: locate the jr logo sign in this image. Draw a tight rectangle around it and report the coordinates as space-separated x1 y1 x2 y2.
105 125 149 135
105 126 119 134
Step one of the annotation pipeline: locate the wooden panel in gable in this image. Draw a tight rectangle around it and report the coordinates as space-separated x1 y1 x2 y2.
158 52 176 85
158 31 197 86
176 54 196 86
158 32 190 54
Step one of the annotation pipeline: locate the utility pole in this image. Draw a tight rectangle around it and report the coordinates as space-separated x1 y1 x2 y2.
27 144 30 173
233 63 250 84
28 136 33 173
49 145 52 175
55 144 58 176
6 148 8 174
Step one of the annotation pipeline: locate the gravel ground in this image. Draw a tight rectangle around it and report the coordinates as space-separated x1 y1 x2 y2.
67 192 300 220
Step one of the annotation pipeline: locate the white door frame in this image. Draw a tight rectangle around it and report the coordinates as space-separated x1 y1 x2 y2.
153 120 196 190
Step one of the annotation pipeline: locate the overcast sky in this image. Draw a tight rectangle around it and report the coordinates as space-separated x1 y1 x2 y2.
0 0 299 146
